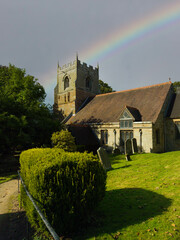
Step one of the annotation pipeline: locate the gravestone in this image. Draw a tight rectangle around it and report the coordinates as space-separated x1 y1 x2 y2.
97 147 112 170
112 148 120 154
125 154 131 161
132 138 138 154
125 139 132 155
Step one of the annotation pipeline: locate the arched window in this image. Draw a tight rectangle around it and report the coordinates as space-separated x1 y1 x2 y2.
101 130 108 145
64 76 69 90
86 77 92 90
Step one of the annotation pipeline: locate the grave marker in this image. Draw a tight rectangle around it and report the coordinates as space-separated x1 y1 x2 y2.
97 147 112 170
132 138 138 154
125 139 132 155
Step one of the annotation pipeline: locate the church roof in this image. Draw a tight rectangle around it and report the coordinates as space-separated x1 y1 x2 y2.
67 82 172 124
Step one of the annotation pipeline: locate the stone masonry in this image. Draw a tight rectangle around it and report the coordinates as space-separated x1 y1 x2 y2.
54 56 99 117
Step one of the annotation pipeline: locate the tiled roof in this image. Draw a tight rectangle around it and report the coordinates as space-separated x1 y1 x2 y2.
170 93 180 118
68 82 172 124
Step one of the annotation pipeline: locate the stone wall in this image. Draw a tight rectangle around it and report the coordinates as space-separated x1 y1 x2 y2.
152 117 165 153
57 89 76 116
92 123 119 151
54 57 99 117
76 61 99 94
165 118 180 151
75 89 96 112
90 118 180 153
133 122 153 153
91 122 153 153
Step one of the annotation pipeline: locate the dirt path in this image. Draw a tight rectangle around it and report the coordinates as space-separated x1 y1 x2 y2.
0 179 28 240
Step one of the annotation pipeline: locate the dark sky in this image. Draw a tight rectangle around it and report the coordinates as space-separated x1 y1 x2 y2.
1 0 180 104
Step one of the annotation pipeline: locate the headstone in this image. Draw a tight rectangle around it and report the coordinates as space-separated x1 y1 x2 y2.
125 154 131 161
125 139 132 155
97 147 112 170
132 138 138 154
113 148 120 154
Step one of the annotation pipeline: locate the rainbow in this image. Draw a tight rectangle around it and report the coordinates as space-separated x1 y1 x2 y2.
81 1 180 64
42 1 180 104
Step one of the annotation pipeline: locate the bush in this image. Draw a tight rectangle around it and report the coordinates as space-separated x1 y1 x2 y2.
51 130 76 152
20 148 106 236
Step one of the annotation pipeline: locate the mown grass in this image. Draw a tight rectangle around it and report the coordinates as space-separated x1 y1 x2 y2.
75 151 180 240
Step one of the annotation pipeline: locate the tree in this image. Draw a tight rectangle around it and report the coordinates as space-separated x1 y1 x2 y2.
51 130 76 152
173 81 180 92
99 80 115 94
0 64 60 153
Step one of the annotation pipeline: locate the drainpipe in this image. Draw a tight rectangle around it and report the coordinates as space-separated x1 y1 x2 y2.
139 129 142 153
113 129 116 150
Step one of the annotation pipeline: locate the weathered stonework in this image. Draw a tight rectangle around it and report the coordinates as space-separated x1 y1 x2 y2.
133 122 153 153
54 56 99 117
165 118 180 151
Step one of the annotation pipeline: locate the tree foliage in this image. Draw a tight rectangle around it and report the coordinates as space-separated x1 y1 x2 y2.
99 79 115 94
0 64 60 153
173 81 180 92
51 130 76 152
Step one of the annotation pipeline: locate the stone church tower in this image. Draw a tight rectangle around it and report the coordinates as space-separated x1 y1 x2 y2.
54 55 99 117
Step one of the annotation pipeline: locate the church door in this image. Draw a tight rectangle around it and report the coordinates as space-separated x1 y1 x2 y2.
120 130 133 153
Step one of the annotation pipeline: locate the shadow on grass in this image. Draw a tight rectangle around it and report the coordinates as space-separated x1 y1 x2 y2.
76 188 172 239
0 211 31 240
110 164 131 171
108 154 126 165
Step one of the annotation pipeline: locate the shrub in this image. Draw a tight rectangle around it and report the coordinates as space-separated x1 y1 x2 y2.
51 130 76 152
20 148 106 236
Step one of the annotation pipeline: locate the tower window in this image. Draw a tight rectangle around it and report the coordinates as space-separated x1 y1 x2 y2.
64 95 66 102
68 92 70 102
86 77 92 90
64 76 69 90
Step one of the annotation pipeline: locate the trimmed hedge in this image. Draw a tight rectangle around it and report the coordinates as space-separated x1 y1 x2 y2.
20 148 106 235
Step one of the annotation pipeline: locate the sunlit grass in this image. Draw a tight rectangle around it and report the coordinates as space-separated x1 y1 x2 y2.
75 151 180 240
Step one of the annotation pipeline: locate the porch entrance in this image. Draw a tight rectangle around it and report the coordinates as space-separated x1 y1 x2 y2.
120 130 133 153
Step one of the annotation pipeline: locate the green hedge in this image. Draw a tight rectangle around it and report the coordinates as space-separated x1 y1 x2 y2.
20 148 106 235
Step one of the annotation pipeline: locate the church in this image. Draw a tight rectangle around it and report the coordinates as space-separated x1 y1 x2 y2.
54 56 180 153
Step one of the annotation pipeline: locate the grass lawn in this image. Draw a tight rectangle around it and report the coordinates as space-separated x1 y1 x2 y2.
75 151 180 240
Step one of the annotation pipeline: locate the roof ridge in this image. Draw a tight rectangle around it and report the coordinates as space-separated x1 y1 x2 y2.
96 81 172 97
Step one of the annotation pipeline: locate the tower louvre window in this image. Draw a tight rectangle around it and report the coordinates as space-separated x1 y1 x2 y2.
64 76 69 90
86 77 92 90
